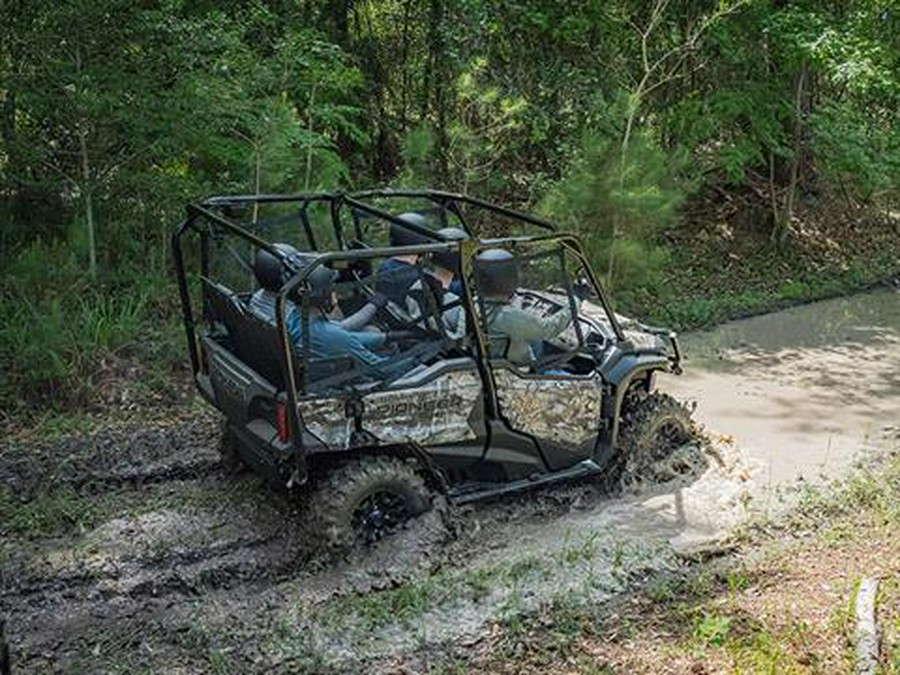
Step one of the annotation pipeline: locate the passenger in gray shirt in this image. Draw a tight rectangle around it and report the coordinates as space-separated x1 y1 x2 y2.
474 248 579 365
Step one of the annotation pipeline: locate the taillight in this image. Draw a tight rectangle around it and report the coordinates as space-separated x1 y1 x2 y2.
276 402 290 443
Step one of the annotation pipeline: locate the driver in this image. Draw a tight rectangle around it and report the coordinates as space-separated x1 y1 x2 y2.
474 248 582 365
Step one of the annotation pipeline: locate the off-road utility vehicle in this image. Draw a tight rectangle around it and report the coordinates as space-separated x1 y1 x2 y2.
173 190 694 548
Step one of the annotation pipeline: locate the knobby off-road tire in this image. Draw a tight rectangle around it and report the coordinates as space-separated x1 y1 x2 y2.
307 455 433 552
617 391 696 486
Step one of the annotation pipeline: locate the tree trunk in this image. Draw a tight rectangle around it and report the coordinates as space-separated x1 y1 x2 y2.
398 0 414 130
775 58 807 244
427 0 448 182
329 0 353 47
79 126 96 278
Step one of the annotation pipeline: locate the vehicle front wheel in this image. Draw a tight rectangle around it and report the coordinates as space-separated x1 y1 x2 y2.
617 391 697 485
307 455 433 552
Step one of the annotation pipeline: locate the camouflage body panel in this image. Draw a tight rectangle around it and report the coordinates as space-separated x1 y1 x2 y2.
298 369 482 449
574 300 616 336
297 398 350 447
492 369 603 448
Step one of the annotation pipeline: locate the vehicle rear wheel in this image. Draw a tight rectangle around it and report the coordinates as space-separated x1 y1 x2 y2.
617 391 696 485
307 455 432 551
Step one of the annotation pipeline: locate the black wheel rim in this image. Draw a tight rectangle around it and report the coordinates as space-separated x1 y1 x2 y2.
352 490 410 544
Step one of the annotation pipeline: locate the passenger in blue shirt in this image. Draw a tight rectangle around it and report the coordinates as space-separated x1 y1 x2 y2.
251 243 385 331
287 263 421 381
249 243 303 323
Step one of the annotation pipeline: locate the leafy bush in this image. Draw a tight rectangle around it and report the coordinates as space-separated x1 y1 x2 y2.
812 101 900 201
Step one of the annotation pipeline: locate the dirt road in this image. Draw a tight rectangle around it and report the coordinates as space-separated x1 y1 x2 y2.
1 288 897 673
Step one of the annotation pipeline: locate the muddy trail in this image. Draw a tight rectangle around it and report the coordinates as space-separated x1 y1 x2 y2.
2 287 898 674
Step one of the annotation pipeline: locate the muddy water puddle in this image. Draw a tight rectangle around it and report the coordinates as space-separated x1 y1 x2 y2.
2 288 898 672
664 287 900 486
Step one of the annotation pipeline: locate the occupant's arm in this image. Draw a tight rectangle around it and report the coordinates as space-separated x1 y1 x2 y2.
285 308 303 347
337 292 389 331
500 302 577 342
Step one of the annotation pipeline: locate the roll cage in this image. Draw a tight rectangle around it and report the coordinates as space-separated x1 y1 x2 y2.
197 189 557 246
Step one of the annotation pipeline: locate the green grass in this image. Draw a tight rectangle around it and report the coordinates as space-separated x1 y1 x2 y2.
693 612 732 647
0 484 98 539
321 564 506 633
1 237 186 424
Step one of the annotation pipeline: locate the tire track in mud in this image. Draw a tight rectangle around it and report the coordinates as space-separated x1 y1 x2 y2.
0 411 223 499
4 530 281 603
2 481 303 601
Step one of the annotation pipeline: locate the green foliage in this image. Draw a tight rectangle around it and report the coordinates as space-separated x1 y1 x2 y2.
399 124 438 187
539 129 684 294
0 484 95 538
694 612 732 647
444 58 528 193
811 100 900 200
0 239 183 414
